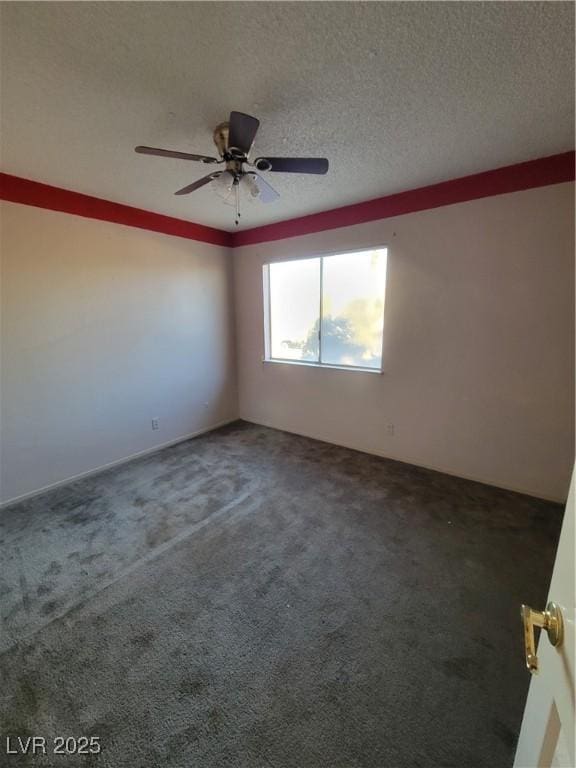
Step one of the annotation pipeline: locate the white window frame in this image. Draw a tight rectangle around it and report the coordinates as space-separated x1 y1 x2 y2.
262 246 388 374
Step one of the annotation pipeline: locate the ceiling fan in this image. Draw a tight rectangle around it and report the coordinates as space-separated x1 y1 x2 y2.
135 111 329 225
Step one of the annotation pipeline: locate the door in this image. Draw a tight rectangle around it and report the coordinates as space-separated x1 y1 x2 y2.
514 468 575 768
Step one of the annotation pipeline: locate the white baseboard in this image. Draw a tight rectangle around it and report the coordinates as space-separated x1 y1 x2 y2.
2 415 564 508
0 417 239 509
240 416 565 504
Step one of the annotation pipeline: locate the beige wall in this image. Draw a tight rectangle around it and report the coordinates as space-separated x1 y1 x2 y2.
0 202 238 503
2 182 573 505
234 182 575 502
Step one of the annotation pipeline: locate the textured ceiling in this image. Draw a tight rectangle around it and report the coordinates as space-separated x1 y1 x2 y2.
1 2 574 232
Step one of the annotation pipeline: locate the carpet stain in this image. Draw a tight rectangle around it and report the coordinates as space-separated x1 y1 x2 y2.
492 717 518 749
40 599 63 616
1 676 41 743
178 674 210 698
131 630 155 649
440 656 483 681
81 553 104 565
18 574 31 614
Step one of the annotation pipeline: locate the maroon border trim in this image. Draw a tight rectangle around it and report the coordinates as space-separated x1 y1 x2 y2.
1 151 573 248
0 173 233 247
233 151 575 247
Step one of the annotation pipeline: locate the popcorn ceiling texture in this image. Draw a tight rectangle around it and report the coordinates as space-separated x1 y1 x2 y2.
1 2 574 231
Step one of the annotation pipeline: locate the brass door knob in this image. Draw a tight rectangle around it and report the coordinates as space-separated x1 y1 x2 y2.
521 602 564 674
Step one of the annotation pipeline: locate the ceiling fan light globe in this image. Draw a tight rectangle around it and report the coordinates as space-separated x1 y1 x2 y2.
212 170 235 202
242 174 260 199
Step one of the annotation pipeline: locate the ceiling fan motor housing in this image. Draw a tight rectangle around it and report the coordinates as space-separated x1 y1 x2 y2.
213 122 248 178
212 122 230 157
214 120 254 162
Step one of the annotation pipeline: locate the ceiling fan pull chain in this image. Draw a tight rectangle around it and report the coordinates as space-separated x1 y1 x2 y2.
235 182 240 226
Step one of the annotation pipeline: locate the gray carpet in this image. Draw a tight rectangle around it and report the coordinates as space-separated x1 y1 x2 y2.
0 421 563 767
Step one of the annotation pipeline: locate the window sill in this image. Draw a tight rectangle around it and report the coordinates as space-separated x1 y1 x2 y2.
262 358 384 374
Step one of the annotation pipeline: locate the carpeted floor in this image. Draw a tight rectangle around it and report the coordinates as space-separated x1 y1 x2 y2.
0 421 563 767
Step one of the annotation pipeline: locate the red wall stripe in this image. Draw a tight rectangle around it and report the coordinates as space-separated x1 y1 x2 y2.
233 151 575 247
0 173 233 247
1 151 573 248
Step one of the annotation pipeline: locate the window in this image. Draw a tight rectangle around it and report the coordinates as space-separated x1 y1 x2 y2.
263 248 387 371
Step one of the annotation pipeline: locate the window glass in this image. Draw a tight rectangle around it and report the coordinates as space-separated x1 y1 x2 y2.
321 249 386 368
265 248 387 370
269 258 320 361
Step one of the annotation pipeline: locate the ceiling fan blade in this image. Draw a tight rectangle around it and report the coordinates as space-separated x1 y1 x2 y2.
247 172 280 204
255 157 329 174
135 146 219 164
228 112 260 155
174 172 221 196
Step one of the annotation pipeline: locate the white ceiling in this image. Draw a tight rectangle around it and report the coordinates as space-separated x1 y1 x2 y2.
1 2 574 232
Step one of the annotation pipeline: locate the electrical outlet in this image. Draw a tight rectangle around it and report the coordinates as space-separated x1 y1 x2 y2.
386 423 395 436
151 418 160 431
